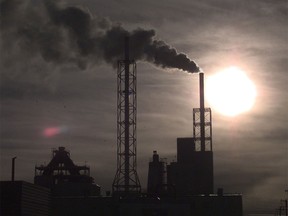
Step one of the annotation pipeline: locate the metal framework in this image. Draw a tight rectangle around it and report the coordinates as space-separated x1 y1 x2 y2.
34 147 93 187
193 107 212 151
193 73 212 151
112 38 141 194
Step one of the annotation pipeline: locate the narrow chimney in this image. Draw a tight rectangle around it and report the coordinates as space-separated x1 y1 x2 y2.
12 157 16 181
199 72 205 151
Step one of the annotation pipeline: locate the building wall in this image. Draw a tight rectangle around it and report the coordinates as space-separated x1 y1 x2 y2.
173 138 214 195
52 197 113 216
1 181 242 216
52 195 242 216
52 182 100 196
177 138 196 163
0 181 51 216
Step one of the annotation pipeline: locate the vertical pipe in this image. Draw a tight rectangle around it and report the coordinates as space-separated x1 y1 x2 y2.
199 73 205 151
285 199 287 216
124 36 130 192
12 157 16 181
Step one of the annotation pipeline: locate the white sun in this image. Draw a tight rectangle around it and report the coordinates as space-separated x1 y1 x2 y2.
206 66 257 117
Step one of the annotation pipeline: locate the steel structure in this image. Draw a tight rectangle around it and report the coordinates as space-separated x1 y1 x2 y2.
193 73 212 151
34 147 93 187
112 37 141 194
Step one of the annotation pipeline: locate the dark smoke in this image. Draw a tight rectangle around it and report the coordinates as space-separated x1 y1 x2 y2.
0 0 200 73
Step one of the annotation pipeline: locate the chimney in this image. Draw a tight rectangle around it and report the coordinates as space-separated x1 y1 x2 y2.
199 72 205 151
12 157 16 181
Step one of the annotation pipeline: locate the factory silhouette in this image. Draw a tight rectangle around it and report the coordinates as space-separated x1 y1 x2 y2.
0 38 243 216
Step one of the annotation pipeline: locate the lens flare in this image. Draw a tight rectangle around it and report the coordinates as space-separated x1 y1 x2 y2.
43 126 68 137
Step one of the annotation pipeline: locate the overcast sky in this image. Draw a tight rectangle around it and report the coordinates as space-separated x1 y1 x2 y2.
1 0 287 215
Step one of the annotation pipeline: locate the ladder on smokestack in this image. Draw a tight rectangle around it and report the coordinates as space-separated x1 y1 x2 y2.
112 37 141 195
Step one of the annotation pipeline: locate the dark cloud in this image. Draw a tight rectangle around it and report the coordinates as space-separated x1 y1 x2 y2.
1 0 200 70
0 0 199 99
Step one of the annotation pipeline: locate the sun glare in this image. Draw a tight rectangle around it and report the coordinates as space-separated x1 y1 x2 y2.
206 67 257 117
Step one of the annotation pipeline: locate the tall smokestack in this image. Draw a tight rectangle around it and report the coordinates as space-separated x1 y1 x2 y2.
124 36 130 192
199 73 205 151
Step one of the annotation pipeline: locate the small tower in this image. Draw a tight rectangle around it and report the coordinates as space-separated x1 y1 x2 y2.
147 151 166 195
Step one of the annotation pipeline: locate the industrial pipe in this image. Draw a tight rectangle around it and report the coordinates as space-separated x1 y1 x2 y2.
199 72 205 151
12 157 16 181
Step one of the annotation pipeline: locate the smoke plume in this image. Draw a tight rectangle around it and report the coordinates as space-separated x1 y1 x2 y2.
0 0 200 73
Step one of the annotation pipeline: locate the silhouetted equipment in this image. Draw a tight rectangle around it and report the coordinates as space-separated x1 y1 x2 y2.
147 151 167 194
11 157 16 182
1 180 242 216
0 41 244 215
286 200 288 216
112 36 141 195
34 147 100 196
276 192 288 216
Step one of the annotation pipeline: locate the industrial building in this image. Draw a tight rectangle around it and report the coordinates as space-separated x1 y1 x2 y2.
34 146 100 197
0 37 243 215
1 143 243 216
165 138 214 195
147 73 214 197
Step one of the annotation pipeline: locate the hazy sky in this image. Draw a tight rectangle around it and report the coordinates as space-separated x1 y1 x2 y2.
1 0 287 215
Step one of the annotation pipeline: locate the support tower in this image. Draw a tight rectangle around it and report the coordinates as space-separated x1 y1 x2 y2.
112 37 141 195
193 73 212 151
